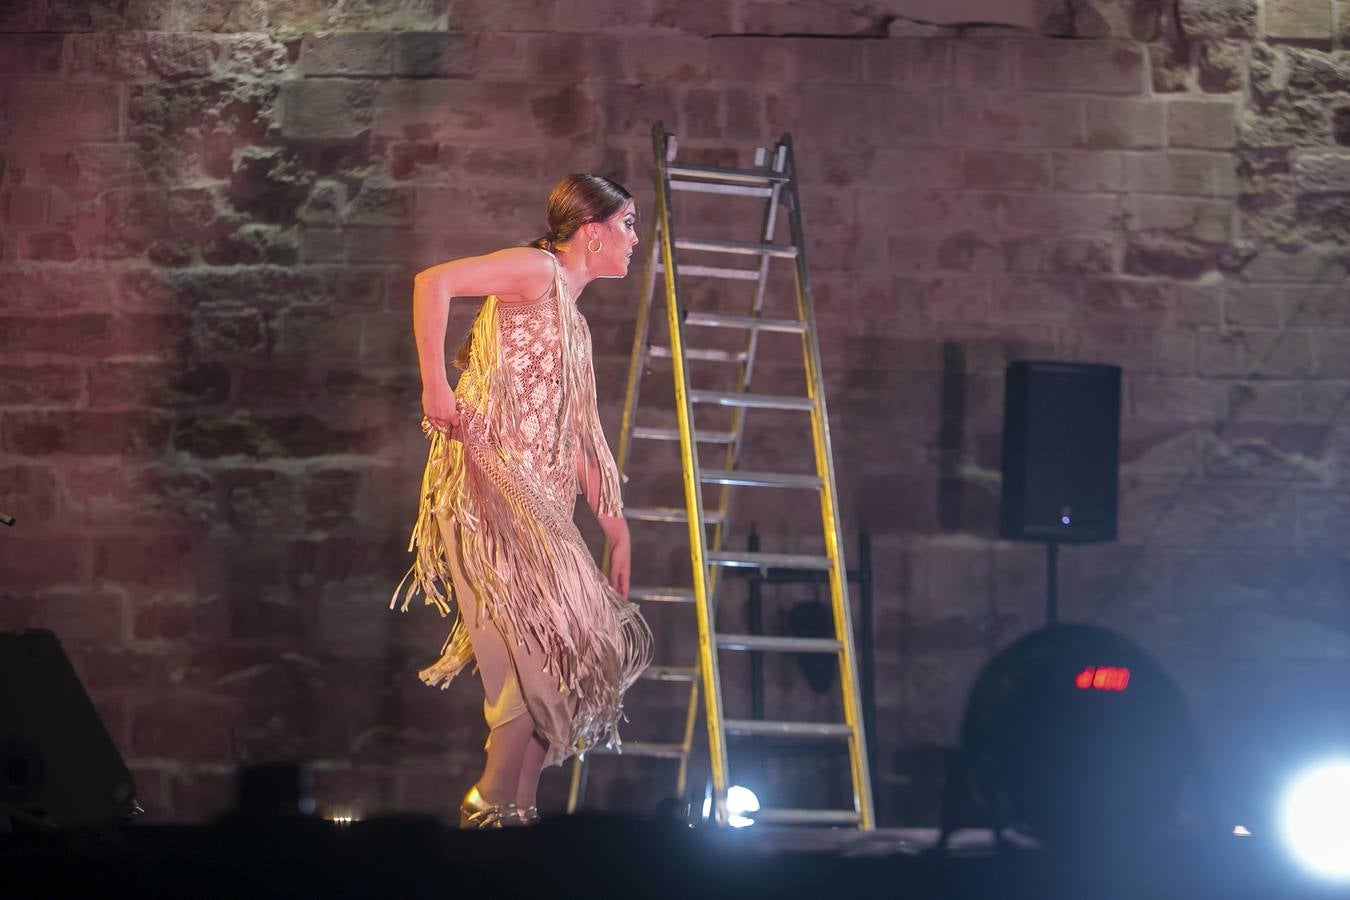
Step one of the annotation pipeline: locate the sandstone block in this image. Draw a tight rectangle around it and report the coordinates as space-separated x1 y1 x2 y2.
300 32 394 76
1014 39 1147 94
1168 98 1238 149
1198 40 1246 93
1293 148 1350 192
1050 150 1124 191
1 410 171 457
280 79 375 139
1124 150 1238 196
1196 329 1314 378
69 32 221 80
1126 194 1234 242
1149 40 1192 93
1 81 121 142
1264 0 1334 43
1177 0 1258 38
0 364 82 406
945 93 1083 147
0 34 64 76
0 464 58 525
88 361 231 409
1085 98 1165 149
864 39 950 86
393 32 474 77
1124 235 1219 280
961 149 1051 190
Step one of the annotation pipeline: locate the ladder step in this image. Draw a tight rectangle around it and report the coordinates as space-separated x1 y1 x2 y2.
656 261 763 280
684 312 807 334
647 345 749 364
674 237 798 259
587 742 687 759
669 180 775 199
630 586 696 604
707 551 832 570
642 665 698 683
667 163 790 186
749 808 862 826
690 390 814 412
626 506 725 525
717 634 843 654
700 469 822 490
632 426 736 444
724 719 853 738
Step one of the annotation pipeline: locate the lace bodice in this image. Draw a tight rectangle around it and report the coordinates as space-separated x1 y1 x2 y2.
496 289 576 505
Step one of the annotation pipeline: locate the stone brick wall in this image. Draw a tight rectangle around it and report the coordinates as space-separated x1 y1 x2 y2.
2 0 1348 824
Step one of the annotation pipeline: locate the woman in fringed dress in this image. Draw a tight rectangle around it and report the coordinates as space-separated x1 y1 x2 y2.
392 175 652 828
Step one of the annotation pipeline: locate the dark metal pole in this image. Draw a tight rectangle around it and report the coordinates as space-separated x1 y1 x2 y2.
748 527 764 720
1046 541 1059 624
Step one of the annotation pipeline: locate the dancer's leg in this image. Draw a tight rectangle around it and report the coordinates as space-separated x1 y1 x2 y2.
515 732 548 810
476 714 534 801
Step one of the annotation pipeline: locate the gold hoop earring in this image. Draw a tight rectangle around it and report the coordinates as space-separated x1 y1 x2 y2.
587 238 602 253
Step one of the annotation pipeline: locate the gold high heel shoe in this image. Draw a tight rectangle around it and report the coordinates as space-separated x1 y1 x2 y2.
459 785 518 829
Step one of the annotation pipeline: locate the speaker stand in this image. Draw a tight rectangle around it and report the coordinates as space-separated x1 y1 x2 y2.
1044 541 1059 624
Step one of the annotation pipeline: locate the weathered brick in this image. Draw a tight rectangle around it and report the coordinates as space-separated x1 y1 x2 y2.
1085 98 1165 149
1226 284 1291 326
0 534 92 590
2 410 172 457
1265 0 1334 42
961 149 1051 190
0 34 64 75
6 185 49 228
0 313 184 358
944 92 1083 147
1129 376 1226 422
299 32 394 76
1198 40 1246 92
1177 0 1258 39
69 32 221 80
131 697 237 762
1014 39 1147 94
280 79 375 139
1293 148 1350 193
0 81 121 142
864 38 949 86
1126 194 1234 242
1124 151 1238 196
87 361 232 409
70 462 217 529
0 464 59 524
1051 150 1124 191
1168 98 1238 149
1196 329 1314 378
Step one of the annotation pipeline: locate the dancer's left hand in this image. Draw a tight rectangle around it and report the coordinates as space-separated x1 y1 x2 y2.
608 536 630 600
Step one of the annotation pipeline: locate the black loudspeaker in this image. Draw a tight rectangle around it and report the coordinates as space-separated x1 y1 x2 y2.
1000 361 1121 544
0 629 139 829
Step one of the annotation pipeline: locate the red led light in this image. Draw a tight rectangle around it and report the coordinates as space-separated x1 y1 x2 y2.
1074 666 1130 692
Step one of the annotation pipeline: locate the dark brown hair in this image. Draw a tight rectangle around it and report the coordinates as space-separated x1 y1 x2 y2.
530 174 632 252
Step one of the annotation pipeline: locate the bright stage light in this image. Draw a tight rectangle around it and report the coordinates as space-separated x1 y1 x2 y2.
702 785 761 827
1279 760 1350 881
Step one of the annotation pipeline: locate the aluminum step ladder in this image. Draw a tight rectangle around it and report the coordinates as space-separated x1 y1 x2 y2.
568 123 874 829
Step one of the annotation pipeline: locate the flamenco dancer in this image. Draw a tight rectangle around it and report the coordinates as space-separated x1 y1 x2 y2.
393 174 653 827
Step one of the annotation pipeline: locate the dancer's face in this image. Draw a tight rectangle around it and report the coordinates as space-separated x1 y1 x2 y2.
588 200 639 279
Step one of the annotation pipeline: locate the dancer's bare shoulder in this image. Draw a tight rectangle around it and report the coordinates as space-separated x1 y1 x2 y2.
414 247 555 304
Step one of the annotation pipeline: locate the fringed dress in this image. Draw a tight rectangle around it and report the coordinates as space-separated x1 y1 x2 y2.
393 249 652 767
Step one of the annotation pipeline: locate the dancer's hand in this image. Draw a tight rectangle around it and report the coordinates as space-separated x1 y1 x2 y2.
608 535 631 600
600 516 631 599
422 379 460 434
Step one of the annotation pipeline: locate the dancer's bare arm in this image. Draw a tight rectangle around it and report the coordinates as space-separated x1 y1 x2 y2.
578 451 631 599
414 247 554 428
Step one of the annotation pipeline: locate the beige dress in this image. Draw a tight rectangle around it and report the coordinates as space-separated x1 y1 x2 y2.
393 249 652 767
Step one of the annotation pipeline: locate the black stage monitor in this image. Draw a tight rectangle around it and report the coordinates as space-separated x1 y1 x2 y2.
1000 360 1121 544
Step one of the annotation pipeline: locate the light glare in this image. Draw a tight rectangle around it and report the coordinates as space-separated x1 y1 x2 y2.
1280 760 1350 880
